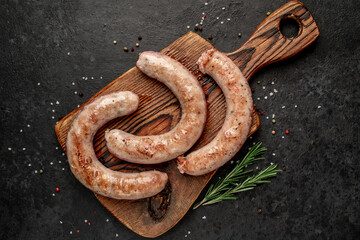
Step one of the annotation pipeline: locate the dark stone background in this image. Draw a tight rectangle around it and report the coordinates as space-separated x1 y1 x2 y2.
1 0 359 239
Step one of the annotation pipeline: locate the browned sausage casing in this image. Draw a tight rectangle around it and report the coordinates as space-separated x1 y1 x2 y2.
66 91 168 200
177 49 253 176
105 51 207 164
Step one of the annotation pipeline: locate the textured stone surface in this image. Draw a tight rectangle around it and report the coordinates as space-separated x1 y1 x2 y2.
1 0 359 239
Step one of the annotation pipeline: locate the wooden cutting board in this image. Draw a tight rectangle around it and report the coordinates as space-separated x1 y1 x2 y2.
55 1 319 238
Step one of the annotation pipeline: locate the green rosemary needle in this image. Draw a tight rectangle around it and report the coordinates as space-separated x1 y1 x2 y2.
193 142 280 209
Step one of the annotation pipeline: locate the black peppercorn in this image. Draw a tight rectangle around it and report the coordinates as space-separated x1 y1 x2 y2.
198 26 203 31
138 35 142 40
208 35 213 40
79 92 84 97
194 26 198 31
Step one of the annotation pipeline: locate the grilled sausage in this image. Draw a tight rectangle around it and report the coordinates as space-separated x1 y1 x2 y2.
177 49 253 176
105 52 207 164
66 91 168 199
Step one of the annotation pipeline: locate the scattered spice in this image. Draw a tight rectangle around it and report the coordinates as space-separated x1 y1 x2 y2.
267 12 271 16
198 26 203 31
88 222 91 226
123 47 128 52
113 40 117 45
238 33 242 37
131 47 134 52
272 130 275 135
285 130 290 134
136 43 140 47
138 35 142 40
202 14 206 18
194 26 199 31
208 35 213 40
56 187 60 192
260 111 264 115
258 208 263 213
282 166 287 171
39 169 43 174
79 92 84 97
272 119 276 124
257 81 260 84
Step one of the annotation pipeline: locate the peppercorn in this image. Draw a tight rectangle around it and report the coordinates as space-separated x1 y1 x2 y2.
79 92 84 97
285 130 290 134
194 26 199 31
136 43 140 47
272 130 275 135
260 111 264 115
39 169 43 174
56 187 60 192
138 35 142 40
252 89 255 93
198 26 203 31
208 35 213 40
258 208 262 213
272 119 276 124
267 12 271 16
123 47 128 52
113 40 117 45
131 47 134 52
282 166 287 171
58 115 63 120
238 33 242 37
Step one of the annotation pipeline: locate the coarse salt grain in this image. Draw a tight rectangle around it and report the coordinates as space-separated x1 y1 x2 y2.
115 233 119 237
62 168 65 170
34 170 38 173
271 81 274 84
282 136 285 138
264 96 268 99
187 25 190 28
74 91 78 94
222 7 225 10
52 109 55 112
269 92 273 96
50 102 53 105
37 82 41 86
56 147 58 150
274 89 278 93
227 18 231 21
52 193 55 197
272 153 276 156
188 231 191 234
91 77 94 79
257 97 260 100
27 124 30 127
8 147 12 151
216 17 219 19
106 219 109 222
52 116 55 119
22 148 26 151
220 21 224 24
72 82 75 85
205 2 208 6
318 105 321 108
266 116 269 119
70 231 72 234
272 114 275 118
20 129 23 132
202 216 206 219
56 101 60 105
282 106 285 109
50 162 53 165
59 161 62 163
60 221 63 224
84 219 88 223
263 86 266 89
28 163 31 167
67 52 70 55
295 105 298 108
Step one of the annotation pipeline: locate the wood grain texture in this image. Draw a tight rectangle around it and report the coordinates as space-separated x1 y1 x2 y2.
55 0 318 238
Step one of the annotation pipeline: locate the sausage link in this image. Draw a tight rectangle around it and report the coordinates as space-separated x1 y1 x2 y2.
105 52 207 164
177 49 253 176
66 91 168 199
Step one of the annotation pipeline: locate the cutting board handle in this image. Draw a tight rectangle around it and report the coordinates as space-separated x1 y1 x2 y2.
227 0 319 80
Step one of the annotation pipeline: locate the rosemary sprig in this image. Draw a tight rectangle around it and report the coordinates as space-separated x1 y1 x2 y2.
193 142 280 209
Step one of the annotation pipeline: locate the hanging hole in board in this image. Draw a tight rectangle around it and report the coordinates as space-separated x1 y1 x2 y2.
279 15 301 39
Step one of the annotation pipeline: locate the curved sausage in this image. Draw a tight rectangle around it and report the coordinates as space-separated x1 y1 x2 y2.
177 49 253 176
66 91 168 200
105 51 207 164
